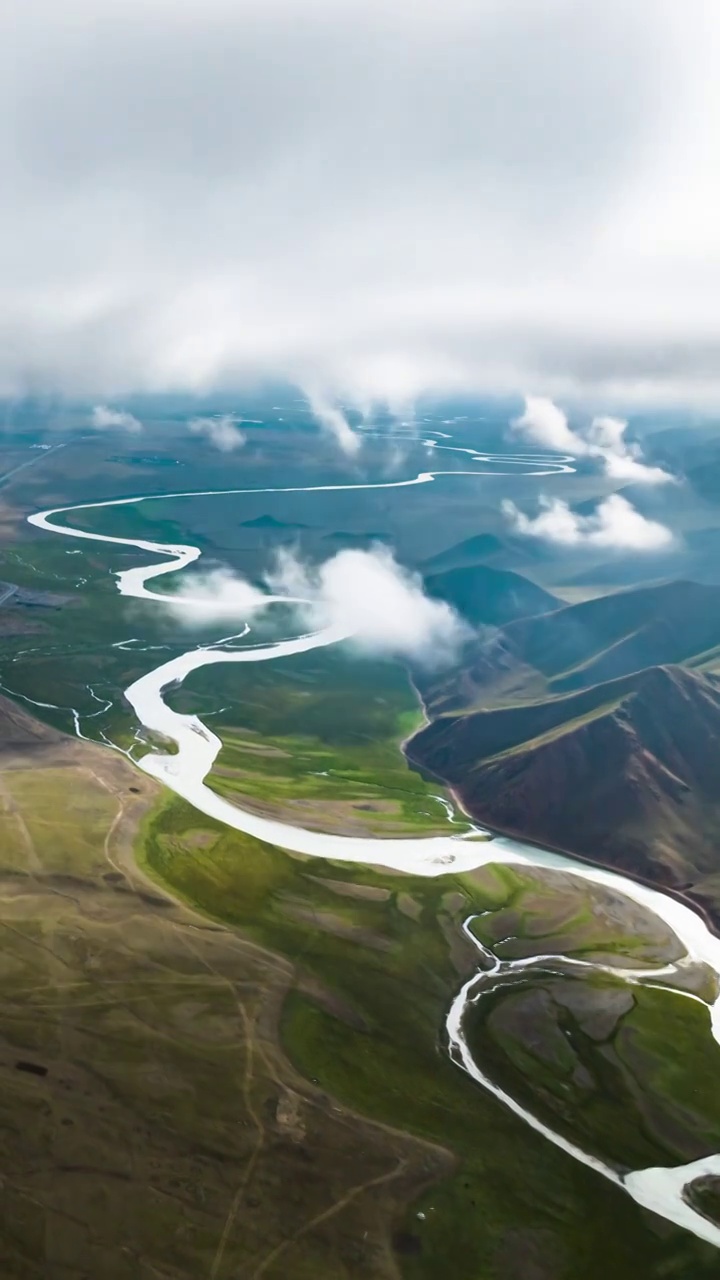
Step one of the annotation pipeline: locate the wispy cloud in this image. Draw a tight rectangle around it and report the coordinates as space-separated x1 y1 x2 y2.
90 404 142 433
187 413 246 452
502 493 674 550
304 388 361 456
162 567 267 624
510 397 672 485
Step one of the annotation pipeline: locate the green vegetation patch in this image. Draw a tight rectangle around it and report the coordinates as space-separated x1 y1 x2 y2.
138 794 720 1280
168 647 460 835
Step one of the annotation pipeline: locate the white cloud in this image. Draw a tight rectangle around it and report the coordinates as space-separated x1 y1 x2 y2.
304 388 360 456
510 396 579 453
265 544 469 665
502 493 674 550
162 567 267 624
187 413 246 452
510 397 672 484
90 404 142 433
0 2 719 408
159 544 468 665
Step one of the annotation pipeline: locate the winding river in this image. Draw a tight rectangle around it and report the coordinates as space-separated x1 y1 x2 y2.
25 440 720 1249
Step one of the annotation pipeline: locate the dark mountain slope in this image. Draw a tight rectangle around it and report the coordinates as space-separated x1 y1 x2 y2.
423 564 557 628
422 534 506 573
501 579 720 692
416 578 720 717
460 579 720 699
408 665 720 917
409 667 645 779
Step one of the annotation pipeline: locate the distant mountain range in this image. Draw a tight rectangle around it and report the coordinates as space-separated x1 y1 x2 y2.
407 577 720 925
492 580 720 692
562 526 720 589
240 514 310 530
422 534 507 573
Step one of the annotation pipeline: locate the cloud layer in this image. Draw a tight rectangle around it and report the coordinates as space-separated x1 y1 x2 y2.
502 493 674 550
0 1 719 406
510 397 672 484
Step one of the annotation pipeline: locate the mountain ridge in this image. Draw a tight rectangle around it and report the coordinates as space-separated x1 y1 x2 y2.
423 563 557 628
407 580 720 926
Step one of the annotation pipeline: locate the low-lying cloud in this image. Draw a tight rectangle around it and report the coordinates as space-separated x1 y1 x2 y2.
304 389 361 457
502 492 674 550
510 397 672 485
266 544 469 665
187 413 246 452
165 544 468 666
90 404 143 433
163 566 268 624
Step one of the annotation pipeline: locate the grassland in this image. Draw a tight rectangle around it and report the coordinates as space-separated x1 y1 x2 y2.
465 973 720 1172
4 444 720 1276
139 796 720 1280
167 647 460 836
0 720 449 1280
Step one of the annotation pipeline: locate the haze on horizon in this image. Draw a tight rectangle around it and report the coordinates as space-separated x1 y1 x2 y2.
1 0 719 413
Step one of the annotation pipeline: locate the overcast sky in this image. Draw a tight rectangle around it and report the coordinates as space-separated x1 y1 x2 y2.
2 0 719 408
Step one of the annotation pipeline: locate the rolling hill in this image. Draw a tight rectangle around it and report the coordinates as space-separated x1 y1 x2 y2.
0 690 64 755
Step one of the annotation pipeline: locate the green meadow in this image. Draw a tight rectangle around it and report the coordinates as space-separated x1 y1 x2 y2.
138 794 720 1279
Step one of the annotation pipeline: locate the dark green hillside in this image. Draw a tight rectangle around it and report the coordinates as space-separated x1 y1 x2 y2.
423 563 557 628
415 578 720 717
